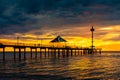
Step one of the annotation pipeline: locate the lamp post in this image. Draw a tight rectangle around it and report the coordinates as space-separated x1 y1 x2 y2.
41 39 42 47
90 26 94 49
17 36 19 45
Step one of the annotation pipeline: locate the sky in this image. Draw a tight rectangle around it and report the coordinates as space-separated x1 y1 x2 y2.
0 0 120 51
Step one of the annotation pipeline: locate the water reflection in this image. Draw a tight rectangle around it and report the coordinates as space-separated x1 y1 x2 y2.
0 53 120 79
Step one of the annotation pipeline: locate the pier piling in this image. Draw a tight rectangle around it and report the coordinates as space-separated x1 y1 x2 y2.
0 44 102 61
18 48 21 61
3 47 5 61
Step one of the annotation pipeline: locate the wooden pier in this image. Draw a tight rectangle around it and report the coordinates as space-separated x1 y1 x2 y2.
0 44 102 61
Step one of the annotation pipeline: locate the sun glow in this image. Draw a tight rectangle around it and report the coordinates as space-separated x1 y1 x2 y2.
0 36 120 51
1 25 120 51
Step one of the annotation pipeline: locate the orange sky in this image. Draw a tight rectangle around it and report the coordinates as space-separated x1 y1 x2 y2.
1 25 120 51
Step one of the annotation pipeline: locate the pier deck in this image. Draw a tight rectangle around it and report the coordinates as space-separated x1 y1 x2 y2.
0 44 102 61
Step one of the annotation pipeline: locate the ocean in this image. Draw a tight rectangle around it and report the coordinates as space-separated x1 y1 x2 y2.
0 52 119 80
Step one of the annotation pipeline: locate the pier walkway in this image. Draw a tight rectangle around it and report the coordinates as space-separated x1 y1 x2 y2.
0 43 102 61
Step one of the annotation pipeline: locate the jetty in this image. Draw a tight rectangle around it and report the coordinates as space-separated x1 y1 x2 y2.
0 26 102 61
0 43 102 61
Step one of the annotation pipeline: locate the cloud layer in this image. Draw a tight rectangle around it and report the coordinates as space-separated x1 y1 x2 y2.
0 0 120 41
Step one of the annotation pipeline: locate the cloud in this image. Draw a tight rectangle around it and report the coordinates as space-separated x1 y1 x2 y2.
0 0 120 37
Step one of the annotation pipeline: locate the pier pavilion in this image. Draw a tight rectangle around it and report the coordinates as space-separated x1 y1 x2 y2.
50 35 67 47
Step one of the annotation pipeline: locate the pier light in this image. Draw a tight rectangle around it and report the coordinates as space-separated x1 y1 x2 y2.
41 39 43 47
90 26 95 49
91 26 94 31
17 36 19 45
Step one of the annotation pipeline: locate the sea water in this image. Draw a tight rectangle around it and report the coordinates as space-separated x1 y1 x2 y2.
0 52 119 80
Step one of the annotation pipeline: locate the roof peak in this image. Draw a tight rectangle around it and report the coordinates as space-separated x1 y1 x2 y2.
50 35 67 43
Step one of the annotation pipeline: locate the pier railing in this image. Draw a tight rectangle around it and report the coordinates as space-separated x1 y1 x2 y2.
0 42 102 50
0 42 102 61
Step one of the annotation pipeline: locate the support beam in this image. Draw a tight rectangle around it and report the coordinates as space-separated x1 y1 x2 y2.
24 48 26 60
30 48 33 59
3 47 5 61
71 49 73 56
35 48 37 59
14 48 16 61
58 49 60 57
45 48 47 57
19 48 21 61
40 48 42 57
48 48 50 57
75 50 76 56
66 49 69 57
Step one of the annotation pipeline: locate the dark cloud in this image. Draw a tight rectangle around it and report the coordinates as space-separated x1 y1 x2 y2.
0 0 120 36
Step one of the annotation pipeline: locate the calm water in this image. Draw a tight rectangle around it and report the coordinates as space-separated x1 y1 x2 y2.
0 52 120 80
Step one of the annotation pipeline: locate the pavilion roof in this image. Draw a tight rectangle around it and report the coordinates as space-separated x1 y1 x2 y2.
50 35 67 43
